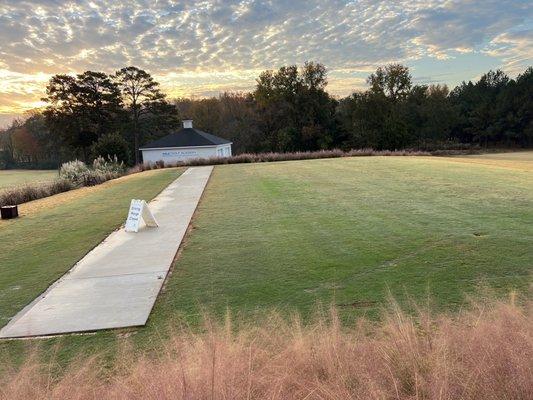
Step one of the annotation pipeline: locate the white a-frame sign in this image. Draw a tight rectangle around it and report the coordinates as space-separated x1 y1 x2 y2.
125 199 158 233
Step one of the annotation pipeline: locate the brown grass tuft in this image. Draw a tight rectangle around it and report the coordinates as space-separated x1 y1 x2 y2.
1 299 532 399
0 179 74 207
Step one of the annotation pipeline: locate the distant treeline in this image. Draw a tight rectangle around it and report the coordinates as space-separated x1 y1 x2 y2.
176 63 533 153
1 63 531 168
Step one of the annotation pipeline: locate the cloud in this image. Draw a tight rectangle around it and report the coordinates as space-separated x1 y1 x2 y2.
484 29 533 74
408 0 531 56
0 0 531 125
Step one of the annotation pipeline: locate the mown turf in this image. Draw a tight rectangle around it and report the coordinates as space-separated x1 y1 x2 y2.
464 151 533 161
0 169 181 327
0 170 58 190
150 155 532 326
1 155 532 368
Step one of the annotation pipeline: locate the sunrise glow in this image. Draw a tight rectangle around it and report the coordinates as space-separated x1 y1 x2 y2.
0 0 531 126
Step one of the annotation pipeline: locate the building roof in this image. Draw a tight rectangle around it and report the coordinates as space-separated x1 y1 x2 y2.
140 128 232 150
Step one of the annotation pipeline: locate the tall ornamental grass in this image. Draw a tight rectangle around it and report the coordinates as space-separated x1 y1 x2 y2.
134 148 432 171
1 297 531 399
0 179 74 207
60 157 125 187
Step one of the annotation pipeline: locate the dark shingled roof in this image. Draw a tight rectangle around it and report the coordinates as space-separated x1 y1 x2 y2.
140 128 232 149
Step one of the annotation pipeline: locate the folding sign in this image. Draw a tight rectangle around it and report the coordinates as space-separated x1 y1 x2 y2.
125 199 159 233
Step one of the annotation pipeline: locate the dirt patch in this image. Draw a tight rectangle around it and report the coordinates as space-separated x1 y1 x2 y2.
337 300 377 309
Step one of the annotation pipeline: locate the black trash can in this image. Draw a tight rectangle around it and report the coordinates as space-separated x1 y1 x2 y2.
1 205 19 219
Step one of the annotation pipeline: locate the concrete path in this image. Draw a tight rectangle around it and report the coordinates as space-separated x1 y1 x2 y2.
0 166 213 339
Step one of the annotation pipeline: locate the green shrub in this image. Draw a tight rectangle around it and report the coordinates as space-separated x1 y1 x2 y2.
91 133 130 164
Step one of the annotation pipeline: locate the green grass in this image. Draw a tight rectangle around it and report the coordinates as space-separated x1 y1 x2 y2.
0 155 532 368
0 169 58 190
151 156 532 326
0 169 181 327
464 151 533 161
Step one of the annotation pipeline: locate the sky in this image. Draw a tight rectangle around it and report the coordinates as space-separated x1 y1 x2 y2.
0 0 532 127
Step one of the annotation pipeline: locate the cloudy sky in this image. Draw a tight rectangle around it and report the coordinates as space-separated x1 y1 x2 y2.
0 0 532 127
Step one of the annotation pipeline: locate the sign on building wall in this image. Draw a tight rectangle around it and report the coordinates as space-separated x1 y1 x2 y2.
161 150 199 158
125 199 158 233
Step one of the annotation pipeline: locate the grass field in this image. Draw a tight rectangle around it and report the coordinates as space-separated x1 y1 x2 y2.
0 168 181 330
465 150 533 161
449 150 533 171
0 170 58 190
152 154 531 325
0 153 532 367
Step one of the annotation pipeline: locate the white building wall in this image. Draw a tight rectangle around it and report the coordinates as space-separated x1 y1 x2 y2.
216 144 232 157
141 144 232 164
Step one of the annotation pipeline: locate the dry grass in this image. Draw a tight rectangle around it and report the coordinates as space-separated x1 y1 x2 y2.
0 168 178 220
0 174 117 208
0 179 75 207
1 298 531 400
0 159 127 208
135 148 432 171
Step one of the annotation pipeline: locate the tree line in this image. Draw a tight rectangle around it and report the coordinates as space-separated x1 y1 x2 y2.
1 63 531 168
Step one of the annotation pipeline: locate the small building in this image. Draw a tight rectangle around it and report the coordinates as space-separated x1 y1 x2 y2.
140 120 232 164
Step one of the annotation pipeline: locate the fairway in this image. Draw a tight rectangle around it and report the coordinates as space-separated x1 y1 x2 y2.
0 155 531 366
153 155 532 324
463 151 533 161
0 169 58 190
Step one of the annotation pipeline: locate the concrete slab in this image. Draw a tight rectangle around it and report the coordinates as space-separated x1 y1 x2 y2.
0 273 165 337
0 166 213 339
